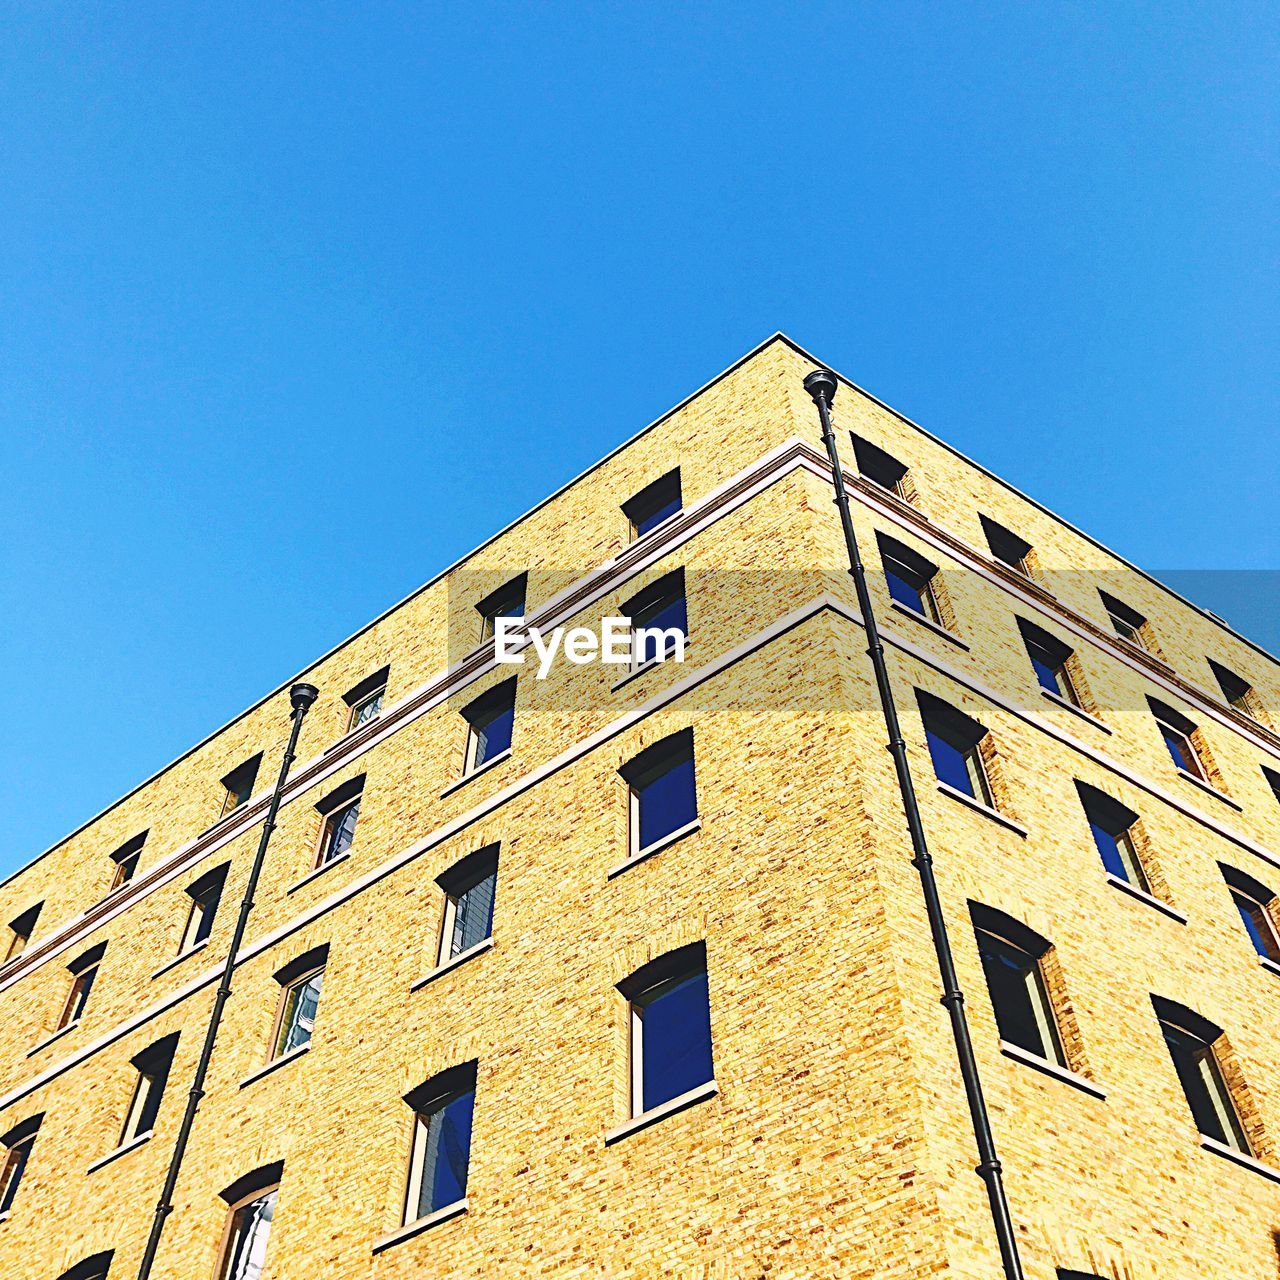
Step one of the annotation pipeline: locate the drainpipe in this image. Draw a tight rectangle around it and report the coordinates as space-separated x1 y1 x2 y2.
803 369 1025 1280
137 681 319 1280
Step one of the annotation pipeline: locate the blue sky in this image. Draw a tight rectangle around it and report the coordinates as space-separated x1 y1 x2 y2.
1 3 1276 876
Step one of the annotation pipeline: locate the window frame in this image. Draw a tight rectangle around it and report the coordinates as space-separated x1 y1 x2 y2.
401 1063 478 1226
622 568 688 671
879 535 943 627
461 679 517 774
269 950 328 1061
972 908 1066 1068
1221 865 1280 964
475 574 528 643
178 864 228 955
621 729 698 859
850 433 910 499
1099 591 1151 651
1017 619 1081 707
311 776 365 869
0 1115 41 1216
917 692 994 808
436 846 499 967
218 755 263 821
1076 783 1150 893
980 515 1033 578
107 833 146 895
215 1180 281 1280
57 945 106 1032
3 903 41 965
622 469 682 542
1148 698 1206 780
119 1034 178 1146
342 666 390 734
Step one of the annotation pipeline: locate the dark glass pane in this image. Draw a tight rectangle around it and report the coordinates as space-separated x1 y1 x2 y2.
636 752 697 850
1028 650 1062 695
639 970 714 1112
322 799 360 863
1159 724 1195 773
1233 890 1280 962
885 567 926 614
473 700 514 765
633 493 681 537
925 730 976 797
633 592 688 664
0 1140 31 1214
451 872 497 957
221 1188 276 1280
279 971 323 1054
976 931 1048 1059
1160 1021 1237 1146
417 1088 475 1217
1088 819 1128 882
193 888 220 946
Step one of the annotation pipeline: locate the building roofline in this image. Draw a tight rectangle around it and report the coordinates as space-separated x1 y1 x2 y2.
4 333 793 887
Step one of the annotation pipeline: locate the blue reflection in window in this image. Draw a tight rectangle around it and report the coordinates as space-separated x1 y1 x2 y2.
413 1087 475 1219
634 748 696 850
637 970 713 1112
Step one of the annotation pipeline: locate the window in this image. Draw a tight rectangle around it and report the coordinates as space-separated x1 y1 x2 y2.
1221 865 1280 964
621 729 697 856
461 679 516 772
219 755 262 820
342 666 389 733
980 515 1033 577
271 948 327 1059
1265 767 1280 809
3 903 41 964
972 906 1064 1065
623 568 688 668
1056 1272 1107 1280
1076 783 1149 891
313 776 364 868
622 469 682 540
1153 997 1250 1154
58 944 106 1031
108 832 146 893
0 1115 41 1215
851 433 910 498
179 864 228 954
215 1164 283 1280
436 846 498 965
1208 659 1265 722
619 943 714 1116
55 1252 114 1280
120 1033 178 1145
1099 591 1152 652
1016 619 1081 706
877 534 944 626
917 692 993 806
476 574 527 642
403 1063 477 1223
1148 698 1206 780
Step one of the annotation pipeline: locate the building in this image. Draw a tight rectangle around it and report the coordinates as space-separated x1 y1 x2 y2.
2 334 1279 1280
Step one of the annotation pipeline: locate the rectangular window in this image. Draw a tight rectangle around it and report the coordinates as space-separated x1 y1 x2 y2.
622 729 697 856
1208 659 1263 721
476 574 527 642
219 755 262 821
877 534 943 626
179 865 228 954
437 847 499 965
851 433 909 498
622 944 714 1116
980 515 1033 577
273 965 324 1059
120 1035 178 1145
0 1118 40 1215
1266 767 1280 809
1100 591 1151 651
218 1186 278 1280
1148 698 1205 780
318 798 360 866
108 832 146 894
404 1065 477 1223
1017 619 1080 706
622 469 682 540
624 569 688 668
1221 866 1280 964
462 680 516 772
1156 1003 1250 1153
3 903 41 965
58 945 105 1031
973 915 1064 1065
1076 783 1149 891
917 692 993 806
342 666 389 733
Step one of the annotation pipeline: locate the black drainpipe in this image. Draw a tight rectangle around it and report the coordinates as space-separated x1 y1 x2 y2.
137 681 319 1280
803 369 1025 1280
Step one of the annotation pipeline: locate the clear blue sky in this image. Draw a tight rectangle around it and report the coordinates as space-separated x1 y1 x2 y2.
1 3 1276 876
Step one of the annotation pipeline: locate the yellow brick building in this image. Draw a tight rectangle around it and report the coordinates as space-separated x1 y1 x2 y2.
2 335 1279 1279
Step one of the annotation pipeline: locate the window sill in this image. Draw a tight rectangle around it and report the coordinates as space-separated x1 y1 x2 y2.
621 512 682 554
1175 768 1241 811
607 819 702 879
372 1199 468 1254
888 599 970 651
86 1129 152 1175
1103 873 1187 924
1259 955 1280 979
412 936 494 991
1039 687 1111 733
605 1079 718 1145
287 851 352 895
324 712 383 755
151 937 211 980
998 1041 1107 1100
611 646 690 692
441 748 513 798
935 783 1027 837
1200 1135 1280 1185
27 1020 80 1057
239 1042 310 1089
